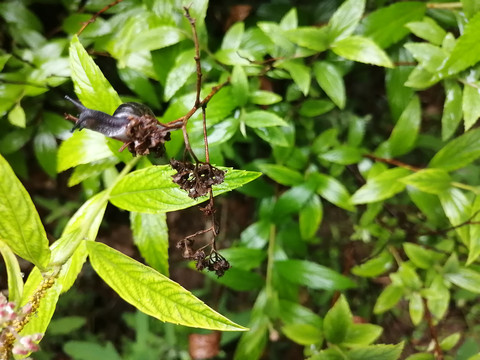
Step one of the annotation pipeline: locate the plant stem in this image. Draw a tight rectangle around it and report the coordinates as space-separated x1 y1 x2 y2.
426 2 462 9
265 224 276 297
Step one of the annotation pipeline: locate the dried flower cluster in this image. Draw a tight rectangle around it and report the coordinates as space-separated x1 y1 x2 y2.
123 114 171 156
177 239 231 277
170 160 226 199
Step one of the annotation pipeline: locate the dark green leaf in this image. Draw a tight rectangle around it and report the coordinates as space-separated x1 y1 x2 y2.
274 184 315 218
131 212 169 276
441 80 463 140
110 166 261 213
0 154 50 268
164 49 196 101
68 158 119 187
275 259 356 290
361 2 426 48
206 266 264 291
87 241 247 331
218 248 266 270
310 173 355 211
323 295 352 344
63 341 121 360
352 168 411 204
254 126 290 147
314 61 346 109
299 99 335 117
405 17 446 45
429 128 480 170
231 65 249 107
328 0 365 42
299 195 323 240
386 48 415 121
331 36 393 68
34 131 58 178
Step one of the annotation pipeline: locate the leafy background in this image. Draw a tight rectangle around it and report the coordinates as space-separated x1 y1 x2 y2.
2 0 480 359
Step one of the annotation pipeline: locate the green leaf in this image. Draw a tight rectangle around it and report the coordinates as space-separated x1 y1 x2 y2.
361 2 426 48
68 158 119 187
218 248 266 271
348 343 404 360
164 49 196 101
441 80 463 140
231 65 249 107
310 173 355 211
400 169 452 195
131 212 169 276
48 316 86 335
221 21 244 50
274 184 316 218
299 99 335 117
462 0 480 18
405 17 446 46
445 267 480 293
249 90 282 105
63 341 121 360
206 266 264 292
440 188 470 245
328 0 365 42
275 259 356 291
278 299 323 328
403 243 445 269
0 240 23 303
110 165 261 213
425 275 450 319
207 117 239 146
376 95 421 157
386 48 415 120
440 332 461 351
323 295 352 344
86 241 246 331
277 59 311 96
374 285 404 314
8 103 26 128
463 84 480 131
443 11 480 76
57 130 114 172
257 163 304 186
344 323 383 346
299 195 323 240
405 65 442 90
243 110 288 128
69 35 121 113
331 36 393 68
282 324 322 345
34 130 58 178
405 354 435 360
129 26 186 52
429 128 480 171
314 61 346 109
351 251 393 277
319 145 363 165
0 154 50 268
409 292 424 326
404 43 448 73
284 27 329 52
351 168 411 204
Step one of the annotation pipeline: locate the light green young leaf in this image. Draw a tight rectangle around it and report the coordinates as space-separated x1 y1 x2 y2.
243 110 288 128
319 146 363 165
351 251 393 278
344 323 383 346
0 240 23 303
221 21 244 50
403 243 445 269
110 165 261 213
440 188 471 246
468 196 480 265
257 163 303 186
352 168 411 204
277 59 311 96
280 7 297 30
0 154 50 269
231 65 249 107
348 343 404 360
299 195 323 240
282 324 322 346
275 260 356 291
429 128 480 170
405 65 442 90
69 35 121 113
405 353 435 360
129 26 186 52
164 49 196 101
440 332 461 351
441 79 463 140
409 292 424 326
405 17 446 46
404 43 448 73
249 90 282 105
254 126 290 147
314 61 346 109
374 285 404 314
377 95 421 157
8 103 26 128
400 169 452 195
361 2 426 48
328 0 365 42
285 26 330 52
443 11 480 76
332 36 393 68
87 241 246 331
445 267 480 293
57 130 113 172
462 0 480 18
131 212 169 276
463 84 480 131
323 295 352 344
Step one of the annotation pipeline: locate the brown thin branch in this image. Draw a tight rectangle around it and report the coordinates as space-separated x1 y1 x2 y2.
426 2 462 9
423 298 444 360
76 0 124 36
184 7 202 107
364 154 422 172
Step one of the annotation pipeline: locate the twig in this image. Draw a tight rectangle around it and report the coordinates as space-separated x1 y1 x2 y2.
364 154 422 172
423 298 444 360
77 0 124 36
426 2 462 9
184 7 203 107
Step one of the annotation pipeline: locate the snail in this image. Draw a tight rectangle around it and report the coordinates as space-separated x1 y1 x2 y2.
65 96 179 156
